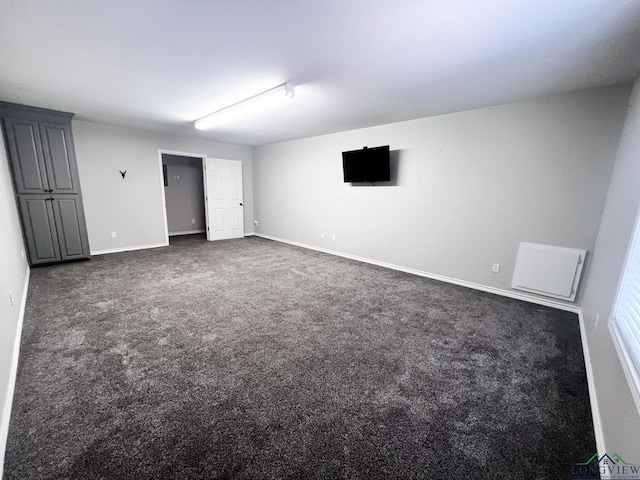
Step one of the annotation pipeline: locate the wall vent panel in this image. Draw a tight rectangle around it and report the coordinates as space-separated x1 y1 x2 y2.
511 242 586 302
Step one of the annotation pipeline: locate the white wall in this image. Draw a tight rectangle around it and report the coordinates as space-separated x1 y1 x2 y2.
580 78 640 458
0 128 29 476
253 85 630 303
72 121 253 253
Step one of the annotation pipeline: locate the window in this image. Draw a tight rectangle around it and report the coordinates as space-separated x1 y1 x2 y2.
610 211 640 414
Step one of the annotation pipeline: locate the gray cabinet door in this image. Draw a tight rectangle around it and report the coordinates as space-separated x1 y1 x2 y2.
2 102 91 266
50 196 90 261
3 118 49 194
18 195 62 265
40 123 81 193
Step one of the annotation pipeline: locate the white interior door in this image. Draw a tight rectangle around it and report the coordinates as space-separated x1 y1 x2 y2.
203 158 244 241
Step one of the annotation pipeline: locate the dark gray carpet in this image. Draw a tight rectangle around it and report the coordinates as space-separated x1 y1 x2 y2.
4 235 596 479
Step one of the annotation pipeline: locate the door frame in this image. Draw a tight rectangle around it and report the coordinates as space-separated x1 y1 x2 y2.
157 149 207 244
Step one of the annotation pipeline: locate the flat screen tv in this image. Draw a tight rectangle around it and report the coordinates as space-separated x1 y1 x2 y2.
342 145 390 183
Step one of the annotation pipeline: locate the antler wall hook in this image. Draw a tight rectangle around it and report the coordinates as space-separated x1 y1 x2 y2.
119 170 126 179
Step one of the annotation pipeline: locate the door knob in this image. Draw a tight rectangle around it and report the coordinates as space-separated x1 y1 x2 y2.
239 203 243 206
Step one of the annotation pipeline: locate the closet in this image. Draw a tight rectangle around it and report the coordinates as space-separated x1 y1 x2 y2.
0 102 90 265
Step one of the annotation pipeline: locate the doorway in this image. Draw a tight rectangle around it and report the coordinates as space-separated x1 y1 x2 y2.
157 150 245 243
161 153 206 238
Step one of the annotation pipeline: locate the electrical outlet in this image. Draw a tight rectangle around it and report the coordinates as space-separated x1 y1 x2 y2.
111 232 117 238
9 291 14 307
254 220 259 226
332 234 336 241
595 314 600 329
192 218 196 224
21 249 25 259
321 233 325 239
492 263 500 273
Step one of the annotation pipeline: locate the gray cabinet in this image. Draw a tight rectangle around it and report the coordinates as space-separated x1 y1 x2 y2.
3 118 48 194
17 195 61 264
1 102 90 266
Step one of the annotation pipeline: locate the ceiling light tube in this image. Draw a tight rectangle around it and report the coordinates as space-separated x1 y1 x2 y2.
195 82 295 130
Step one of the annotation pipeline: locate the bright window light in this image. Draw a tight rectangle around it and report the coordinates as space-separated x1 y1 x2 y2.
610 208 640 416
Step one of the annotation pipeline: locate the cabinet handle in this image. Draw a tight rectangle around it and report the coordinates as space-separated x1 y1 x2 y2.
46 197 54 201
44 189 53 193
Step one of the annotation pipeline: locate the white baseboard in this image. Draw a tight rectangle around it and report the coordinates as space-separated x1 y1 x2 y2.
577 312 607 461
168 229 205 236
0 265 30 479
244 231 256 237
91 242 169 256
254 233 581 313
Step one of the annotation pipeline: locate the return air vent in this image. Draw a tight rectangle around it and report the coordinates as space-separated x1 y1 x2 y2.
511 242 586 302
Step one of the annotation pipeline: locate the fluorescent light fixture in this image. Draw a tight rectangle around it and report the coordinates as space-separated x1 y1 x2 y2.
195 82 295 130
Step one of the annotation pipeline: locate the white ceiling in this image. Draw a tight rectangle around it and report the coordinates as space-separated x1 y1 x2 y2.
1 0 639 146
